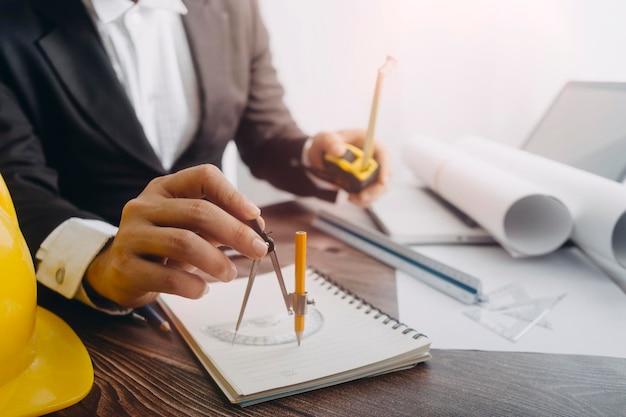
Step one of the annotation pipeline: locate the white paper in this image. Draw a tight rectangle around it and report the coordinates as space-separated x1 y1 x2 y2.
160 265 430 399
397 244 626 358
402 138 573 257
456 135 626 270
369 181 493 244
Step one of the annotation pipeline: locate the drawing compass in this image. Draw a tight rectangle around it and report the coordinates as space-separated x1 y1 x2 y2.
232 219 293 343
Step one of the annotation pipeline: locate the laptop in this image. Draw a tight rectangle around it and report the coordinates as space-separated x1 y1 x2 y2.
370 81 626 244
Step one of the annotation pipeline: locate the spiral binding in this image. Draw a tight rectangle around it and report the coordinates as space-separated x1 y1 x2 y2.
308 267 427 340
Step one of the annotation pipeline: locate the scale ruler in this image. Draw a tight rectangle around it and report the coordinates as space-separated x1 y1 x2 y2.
312 210 483 304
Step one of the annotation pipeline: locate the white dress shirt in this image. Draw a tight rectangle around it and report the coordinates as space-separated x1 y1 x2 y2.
35 0 334 312
36 0 199 312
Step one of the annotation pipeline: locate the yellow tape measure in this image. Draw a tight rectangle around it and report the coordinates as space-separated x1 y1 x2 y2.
320 143 380 193
311 56 395 194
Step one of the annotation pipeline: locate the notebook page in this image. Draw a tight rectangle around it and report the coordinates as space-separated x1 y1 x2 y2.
159 264 429 396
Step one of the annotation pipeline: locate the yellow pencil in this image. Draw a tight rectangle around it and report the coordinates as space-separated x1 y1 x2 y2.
295 231 307 346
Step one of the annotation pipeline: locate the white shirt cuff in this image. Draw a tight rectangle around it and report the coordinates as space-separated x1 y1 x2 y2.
301 137 340 191
35 218 118 299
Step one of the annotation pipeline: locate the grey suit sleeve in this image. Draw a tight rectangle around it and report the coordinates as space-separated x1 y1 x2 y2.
233 0 337 201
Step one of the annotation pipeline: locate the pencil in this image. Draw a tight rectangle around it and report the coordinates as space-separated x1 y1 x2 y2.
295 231 307 346
139 304 171 333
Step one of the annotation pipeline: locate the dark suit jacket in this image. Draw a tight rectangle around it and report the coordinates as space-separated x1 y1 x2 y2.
0 0 335 256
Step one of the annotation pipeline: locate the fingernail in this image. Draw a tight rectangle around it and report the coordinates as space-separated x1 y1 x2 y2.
204 283 210 295
227 264 238 281
252 237 269 257
244 200 261 217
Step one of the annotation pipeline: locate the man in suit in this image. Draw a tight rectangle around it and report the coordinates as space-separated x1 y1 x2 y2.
0 0 389 312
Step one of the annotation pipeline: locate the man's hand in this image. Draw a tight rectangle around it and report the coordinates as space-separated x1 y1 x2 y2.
307 129 391 207
85 164 269 308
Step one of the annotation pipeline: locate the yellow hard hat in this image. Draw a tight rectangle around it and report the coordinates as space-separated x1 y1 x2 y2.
0 175 93 416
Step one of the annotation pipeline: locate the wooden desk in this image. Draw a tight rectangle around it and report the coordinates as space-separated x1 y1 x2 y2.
41 200 626 417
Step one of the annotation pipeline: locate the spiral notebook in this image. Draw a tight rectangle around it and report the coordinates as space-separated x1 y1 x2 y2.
158 264 431 406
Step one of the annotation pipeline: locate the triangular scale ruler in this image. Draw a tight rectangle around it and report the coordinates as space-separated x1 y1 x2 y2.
313 211 483 304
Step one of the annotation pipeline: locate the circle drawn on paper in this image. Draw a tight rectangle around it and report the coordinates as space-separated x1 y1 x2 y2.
202 307 324 346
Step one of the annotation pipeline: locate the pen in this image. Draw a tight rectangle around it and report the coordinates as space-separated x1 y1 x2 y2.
295 231 307 346
130 311 147 323
138 304 171 333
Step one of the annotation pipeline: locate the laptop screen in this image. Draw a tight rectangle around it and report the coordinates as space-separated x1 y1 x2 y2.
521 81 626 182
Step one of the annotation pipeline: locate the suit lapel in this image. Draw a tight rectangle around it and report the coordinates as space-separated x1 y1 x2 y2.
33 0 164 173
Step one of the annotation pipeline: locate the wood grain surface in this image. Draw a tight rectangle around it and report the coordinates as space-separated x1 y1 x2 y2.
40 200 626 417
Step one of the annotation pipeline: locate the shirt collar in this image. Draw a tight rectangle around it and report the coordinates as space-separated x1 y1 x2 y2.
90 0 188 24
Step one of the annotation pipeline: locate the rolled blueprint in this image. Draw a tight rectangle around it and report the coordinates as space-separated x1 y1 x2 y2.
455 135 626 270
403 137 573 257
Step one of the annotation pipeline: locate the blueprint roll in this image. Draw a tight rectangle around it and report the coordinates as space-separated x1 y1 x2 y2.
455 135 626 271
402 137 573 257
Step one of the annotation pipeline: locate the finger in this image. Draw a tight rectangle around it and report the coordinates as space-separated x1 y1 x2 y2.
123 197 268 260
146 164 261 221
113 258 210 306
322 132 349 157
119 223 243 281
335 129 368 148
164 259 198 273
349 181 388 207
372 143 392 184
308 132 347 169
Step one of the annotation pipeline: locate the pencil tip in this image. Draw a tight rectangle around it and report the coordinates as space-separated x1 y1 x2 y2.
160 321 172 332
296 332 302 346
